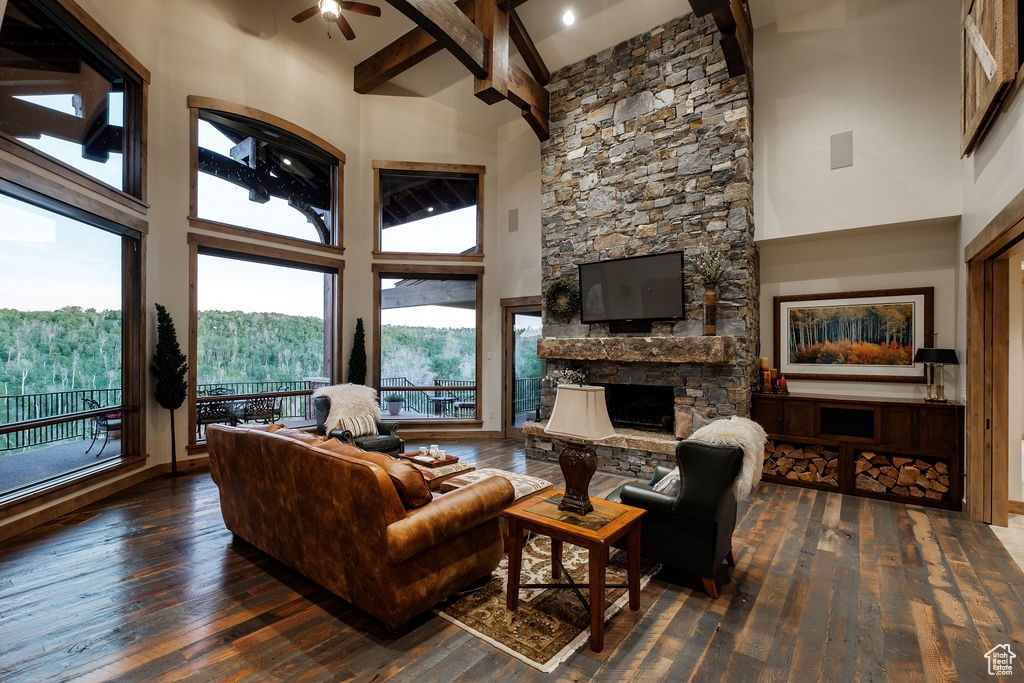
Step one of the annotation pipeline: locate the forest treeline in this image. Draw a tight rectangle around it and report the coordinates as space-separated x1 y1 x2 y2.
0 308 530 397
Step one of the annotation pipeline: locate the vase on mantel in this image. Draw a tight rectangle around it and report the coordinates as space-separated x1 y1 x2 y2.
702 285 718 336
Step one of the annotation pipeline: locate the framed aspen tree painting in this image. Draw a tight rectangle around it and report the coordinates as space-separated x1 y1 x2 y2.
773 288 933 382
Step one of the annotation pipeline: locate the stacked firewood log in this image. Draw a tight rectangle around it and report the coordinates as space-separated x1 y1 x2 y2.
763 442 840 487
854 452 949 501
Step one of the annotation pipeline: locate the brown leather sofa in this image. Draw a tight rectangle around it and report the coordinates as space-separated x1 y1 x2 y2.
206 423 514 629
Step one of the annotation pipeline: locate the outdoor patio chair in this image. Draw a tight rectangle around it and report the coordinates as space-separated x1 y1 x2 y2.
197 387 238 439
232 384 287 424
83 397 122 457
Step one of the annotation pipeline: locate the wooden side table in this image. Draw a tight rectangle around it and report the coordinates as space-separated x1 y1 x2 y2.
503 489 646 653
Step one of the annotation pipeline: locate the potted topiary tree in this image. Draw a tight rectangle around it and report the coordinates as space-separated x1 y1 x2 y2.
384 393 405 416
151 303 188 475
348 317 367 385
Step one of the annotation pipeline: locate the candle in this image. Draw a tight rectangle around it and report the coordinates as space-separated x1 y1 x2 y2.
759 356 769 370
762 370 771 392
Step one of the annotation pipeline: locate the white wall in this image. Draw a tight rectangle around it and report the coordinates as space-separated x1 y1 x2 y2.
753 0 961 241
759 220 959 400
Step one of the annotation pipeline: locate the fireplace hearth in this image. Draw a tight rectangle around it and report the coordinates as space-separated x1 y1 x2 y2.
601 384 674 433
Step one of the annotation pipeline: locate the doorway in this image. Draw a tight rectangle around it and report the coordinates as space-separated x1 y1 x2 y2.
965 192 1024 525
501 297 542 439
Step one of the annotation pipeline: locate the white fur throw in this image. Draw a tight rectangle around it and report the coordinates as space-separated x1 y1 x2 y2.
313 384 381 433
688 416 767 501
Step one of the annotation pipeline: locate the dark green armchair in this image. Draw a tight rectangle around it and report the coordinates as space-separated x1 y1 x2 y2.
313 395 404 456
606 439 743 598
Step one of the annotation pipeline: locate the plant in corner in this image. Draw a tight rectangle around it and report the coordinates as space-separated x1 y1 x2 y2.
384 393 405 416
151 303 188 476
690 240 728 336
348 317 367 385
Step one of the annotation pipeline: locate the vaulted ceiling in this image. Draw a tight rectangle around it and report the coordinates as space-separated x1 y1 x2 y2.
232 1 786 134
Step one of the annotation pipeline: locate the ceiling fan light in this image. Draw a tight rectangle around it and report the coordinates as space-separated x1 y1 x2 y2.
319 0 342 22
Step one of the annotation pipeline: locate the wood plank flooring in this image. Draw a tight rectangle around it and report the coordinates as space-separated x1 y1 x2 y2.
2 438 1023 681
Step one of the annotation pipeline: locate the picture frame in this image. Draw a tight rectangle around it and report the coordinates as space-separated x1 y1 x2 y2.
773 287 934 383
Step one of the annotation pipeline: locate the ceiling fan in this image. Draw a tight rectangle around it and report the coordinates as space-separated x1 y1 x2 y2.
291 0 382 41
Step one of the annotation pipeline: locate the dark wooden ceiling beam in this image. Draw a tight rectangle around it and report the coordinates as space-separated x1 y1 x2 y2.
359 0 549 140
355 0 475 94
473 0 509 104
508 63 548 140
687 0 753 79
384 0 487 78
509 9 549 85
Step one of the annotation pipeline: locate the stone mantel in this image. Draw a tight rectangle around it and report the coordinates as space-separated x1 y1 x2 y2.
536 336 738 365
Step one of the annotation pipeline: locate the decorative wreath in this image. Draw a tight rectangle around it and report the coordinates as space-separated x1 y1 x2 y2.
544 276 581 321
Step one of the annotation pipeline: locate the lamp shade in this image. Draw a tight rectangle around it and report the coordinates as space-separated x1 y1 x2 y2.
544 385 615 441
913 348 959 365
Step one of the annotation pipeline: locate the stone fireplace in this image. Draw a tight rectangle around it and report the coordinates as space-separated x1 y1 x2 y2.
524 12 758 478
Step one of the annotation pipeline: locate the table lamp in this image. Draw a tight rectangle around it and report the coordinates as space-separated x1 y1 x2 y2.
544 384 615 515
913 348 959 402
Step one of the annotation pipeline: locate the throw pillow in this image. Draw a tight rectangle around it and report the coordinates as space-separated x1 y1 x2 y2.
337 414 378 437
272 427 328 446
653 469 682 497
317 439 431 509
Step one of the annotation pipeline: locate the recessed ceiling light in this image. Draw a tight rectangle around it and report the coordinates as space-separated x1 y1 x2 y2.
562 9 575 26
283 158 292 166
427 206 434 212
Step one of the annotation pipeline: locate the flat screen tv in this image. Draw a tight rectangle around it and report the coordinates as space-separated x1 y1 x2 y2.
578 251 685 323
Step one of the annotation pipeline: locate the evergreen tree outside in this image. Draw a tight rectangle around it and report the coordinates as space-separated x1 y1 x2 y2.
348 317 367 385
151 303 188 475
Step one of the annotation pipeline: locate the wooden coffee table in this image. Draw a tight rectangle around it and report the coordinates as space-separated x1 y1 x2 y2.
503 490 646 653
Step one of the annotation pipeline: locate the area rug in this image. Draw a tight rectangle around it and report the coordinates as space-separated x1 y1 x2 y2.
435 536 660 672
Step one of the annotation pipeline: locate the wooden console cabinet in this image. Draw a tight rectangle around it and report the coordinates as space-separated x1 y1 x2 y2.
750 393 964 510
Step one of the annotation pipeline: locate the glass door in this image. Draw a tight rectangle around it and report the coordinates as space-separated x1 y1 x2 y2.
502 299 542 438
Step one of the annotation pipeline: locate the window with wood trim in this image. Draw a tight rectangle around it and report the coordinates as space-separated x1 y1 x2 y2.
962 0 1019 155
0 0 147 198
189 98 344 250
0 179 144 505
374 161 484 258
374 266 482 422
187 235 343 447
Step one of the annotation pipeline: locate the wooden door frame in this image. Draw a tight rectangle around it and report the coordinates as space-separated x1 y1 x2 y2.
501 296 542 439
965 188 1024 524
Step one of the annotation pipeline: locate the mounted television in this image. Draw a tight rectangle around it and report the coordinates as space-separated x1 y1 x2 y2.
578 251 685 323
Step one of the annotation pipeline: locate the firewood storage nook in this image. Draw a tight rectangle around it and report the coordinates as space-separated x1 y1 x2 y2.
751 393 964 510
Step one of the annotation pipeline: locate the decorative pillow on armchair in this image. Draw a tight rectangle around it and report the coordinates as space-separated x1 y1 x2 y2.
337 414 379 437
313 383 382 433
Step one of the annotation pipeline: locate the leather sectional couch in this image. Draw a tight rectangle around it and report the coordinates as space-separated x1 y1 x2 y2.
207 423 515 629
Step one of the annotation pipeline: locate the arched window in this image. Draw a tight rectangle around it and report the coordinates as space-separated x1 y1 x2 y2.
189 97 344 250
186 99 345 445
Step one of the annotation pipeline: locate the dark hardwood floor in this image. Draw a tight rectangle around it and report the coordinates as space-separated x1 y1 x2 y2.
2 438 1023 681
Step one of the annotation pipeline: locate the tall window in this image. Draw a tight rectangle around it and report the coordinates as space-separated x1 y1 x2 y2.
188 99 345 445
0 0 146 197
0 0 146 505
190 98 343 249
375 267 482 422
0 183 142 501
191 248 337 441
373 162 484 258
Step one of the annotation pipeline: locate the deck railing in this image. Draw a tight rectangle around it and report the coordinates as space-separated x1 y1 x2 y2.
513 377 542 416
1 388 122 452
379 378 477 417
